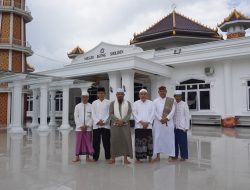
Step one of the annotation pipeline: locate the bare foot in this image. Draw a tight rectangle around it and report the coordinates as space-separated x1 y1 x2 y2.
168 157 176 162
124 160 131 164
107 160 115 164
72 159 80 163
152 157 160 163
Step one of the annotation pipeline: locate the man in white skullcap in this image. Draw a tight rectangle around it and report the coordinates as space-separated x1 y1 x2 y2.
108 88 133 164
73 91 94 162
173 90 190 161
133 89 155 163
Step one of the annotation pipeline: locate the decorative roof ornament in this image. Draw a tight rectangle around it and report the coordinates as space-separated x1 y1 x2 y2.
218 9 250 28
171 3 177 11
67 46 84 59
218 9 250 39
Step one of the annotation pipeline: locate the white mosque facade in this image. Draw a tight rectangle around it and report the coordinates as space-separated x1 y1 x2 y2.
1 9 250 131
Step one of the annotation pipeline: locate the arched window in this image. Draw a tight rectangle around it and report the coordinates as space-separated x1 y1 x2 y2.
176 79 210 110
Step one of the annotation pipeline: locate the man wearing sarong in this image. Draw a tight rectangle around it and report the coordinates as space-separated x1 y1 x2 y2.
108 88 133 164
133 89 155 163
152 86 176 162
73 91 94 162
173 90 190 161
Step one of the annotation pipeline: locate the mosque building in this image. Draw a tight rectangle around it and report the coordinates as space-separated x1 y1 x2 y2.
1 6 250 131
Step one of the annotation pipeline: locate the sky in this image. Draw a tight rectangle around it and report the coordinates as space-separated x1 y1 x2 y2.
26 0 250 72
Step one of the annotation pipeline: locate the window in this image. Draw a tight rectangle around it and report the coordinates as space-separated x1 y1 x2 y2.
176 79 210 110
27 95 33 111
55 91 63 111
248 81 250 111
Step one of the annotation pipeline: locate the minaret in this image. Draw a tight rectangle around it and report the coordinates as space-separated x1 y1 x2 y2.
0 0 33 126
218 9 250 39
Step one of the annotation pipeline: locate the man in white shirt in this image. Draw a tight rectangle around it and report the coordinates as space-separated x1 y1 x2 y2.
73 91 94 162
133 89 155 163
173 90 190 161
152 86 176 162
92 87 111 162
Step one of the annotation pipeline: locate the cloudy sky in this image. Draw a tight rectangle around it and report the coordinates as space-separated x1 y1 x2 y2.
26 0 250 72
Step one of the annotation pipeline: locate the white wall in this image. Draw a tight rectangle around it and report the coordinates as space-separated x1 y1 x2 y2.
231 60 250 115
169 62 225 115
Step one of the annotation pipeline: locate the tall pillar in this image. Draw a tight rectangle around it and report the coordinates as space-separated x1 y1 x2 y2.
108 71 121 101
223 62 232 115
7 89 14 129
60 86 70 129
49 90 57 127
150 76 158 100
31 89 39 128
38 84 49 131
121 70 135 103
10 81 24 133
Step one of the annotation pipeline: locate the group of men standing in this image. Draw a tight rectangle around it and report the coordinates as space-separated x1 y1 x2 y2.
73 86 190 164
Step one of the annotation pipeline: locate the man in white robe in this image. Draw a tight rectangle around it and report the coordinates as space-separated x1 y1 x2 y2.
73 91 94 162
153 86 176 162
133 89 155 163
173 90 190 161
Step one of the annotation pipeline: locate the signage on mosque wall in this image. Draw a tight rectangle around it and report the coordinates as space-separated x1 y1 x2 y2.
71 42 143 64
84 48 124 61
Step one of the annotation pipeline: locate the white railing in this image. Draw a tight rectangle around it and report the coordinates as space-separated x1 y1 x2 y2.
0 37 32 49
0 0 31 15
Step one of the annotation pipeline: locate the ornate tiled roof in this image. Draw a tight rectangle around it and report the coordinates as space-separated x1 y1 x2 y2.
68 46 84 59
131 10 221 44
218 9 250 27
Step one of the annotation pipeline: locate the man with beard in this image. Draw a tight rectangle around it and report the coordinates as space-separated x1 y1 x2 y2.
108 88 133 164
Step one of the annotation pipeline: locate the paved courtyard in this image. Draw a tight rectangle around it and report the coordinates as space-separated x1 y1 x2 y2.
0 126 250 190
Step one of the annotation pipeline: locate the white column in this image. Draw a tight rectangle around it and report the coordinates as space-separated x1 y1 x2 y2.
150 76 158 100
150 76 168 100
31 89 39 128
10 13 13 44
60 86 70 129
49 90 57 127
121 70 135 103
10 81 24 133
223 62 232 115
8 50 12 71
21 92 24 126
108 71 121 101
22 53 25 72
38 84 49 131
